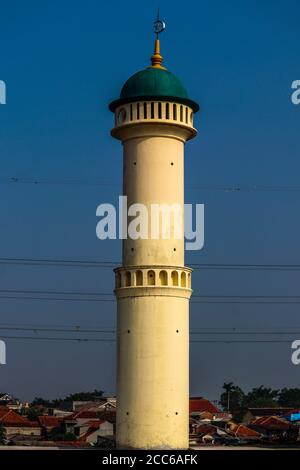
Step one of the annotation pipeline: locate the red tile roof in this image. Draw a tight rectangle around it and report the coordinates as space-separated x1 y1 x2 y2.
231 424 261 438
84 419 103 428
0 406 40 428
72 410 100 419
189 398 220 414
251 416 290 430
38 416 61 428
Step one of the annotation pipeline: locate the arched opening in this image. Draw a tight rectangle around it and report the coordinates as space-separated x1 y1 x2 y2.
173 103 177 120
188 272 191 288
151 102 155 119
136 270 143 286
130 104 133 121
190 111 193 124
165 102 170 119
180 105 183 122
143 102 147 119
147 270 155 285
137 102 140 120
116 272 121 288
158 102 162 119
125 271 131 287
171 271 179 286
118 108 126 124
159 270 168 286
185 107 188 123
181 272 186 287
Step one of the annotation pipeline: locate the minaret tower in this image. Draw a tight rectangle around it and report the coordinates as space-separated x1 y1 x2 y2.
109 16 199 449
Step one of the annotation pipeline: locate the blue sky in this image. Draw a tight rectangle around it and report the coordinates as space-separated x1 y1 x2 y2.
0 0 300 401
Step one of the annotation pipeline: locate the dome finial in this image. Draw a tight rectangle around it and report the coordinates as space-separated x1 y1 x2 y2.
151 9 166 69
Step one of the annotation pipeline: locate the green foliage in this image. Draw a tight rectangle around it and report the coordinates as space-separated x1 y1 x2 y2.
27 406 46 421
48 430 76 441
278 388 300 408
60 389 104 403
30 389 104 408
220 382 246 420
245 386 279 408
95 436 116 448
220 383 300 419
32 397 52 407
0 425 6 445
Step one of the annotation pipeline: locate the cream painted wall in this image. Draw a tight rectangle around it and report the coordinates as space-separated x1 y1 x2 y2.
116 294 190 449
112 100 197 449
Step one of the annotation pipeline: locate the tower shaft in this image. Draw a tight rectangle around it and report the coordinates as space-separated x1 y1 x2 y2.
111 100 196 449
109 30 199 449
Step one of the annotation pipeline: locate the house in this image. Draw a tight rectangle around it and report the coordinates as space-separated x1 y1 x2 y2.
0 393 22 412
61 417 78 435
189 397 220 414
213 412 232 422
76 419 114 444
0 406 41 437
243 407 294 423
190 410 214 421
71 401 116 426
38 415 62 435
72 396 116 412
227 422 262 440
248 415 299 442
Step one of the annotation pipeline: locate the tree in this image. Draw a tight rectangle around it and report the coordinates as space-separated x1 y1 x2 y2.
220 382 246 419
245 386 279 408
63 389 104 402
278 388 300 408
31 397 52 407
31 389 105 408
48 429 76 441
27 406 46 421
0 425 6 445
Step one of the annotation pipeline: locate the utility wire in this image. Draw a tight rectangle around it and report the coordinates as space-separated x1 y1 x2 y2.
2 177 300 192
0 325 299 335
0 335 297 344
2 257 300 271
1 290 300 303
2 295 300 304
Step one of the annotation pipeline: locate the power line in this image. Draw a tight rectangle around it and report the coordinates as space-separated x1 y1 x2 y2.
2 290 300 301
0 258 117 268
2 295 300 304
0 289 113 296
2 177 300 192
0 325 299 335
190 264 300 271
0 335 297 344
0 296 114 302
0 177 121 187
2 257 300 271
0 326 115 333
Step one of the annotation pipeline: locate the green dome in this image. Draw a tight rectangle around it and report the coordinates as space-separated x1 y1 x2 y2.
120 68 188 101
109 67 199 112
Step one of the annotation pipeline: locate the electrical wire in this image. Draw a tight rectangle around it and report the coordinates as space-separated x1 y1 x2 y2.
2 257 300 271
